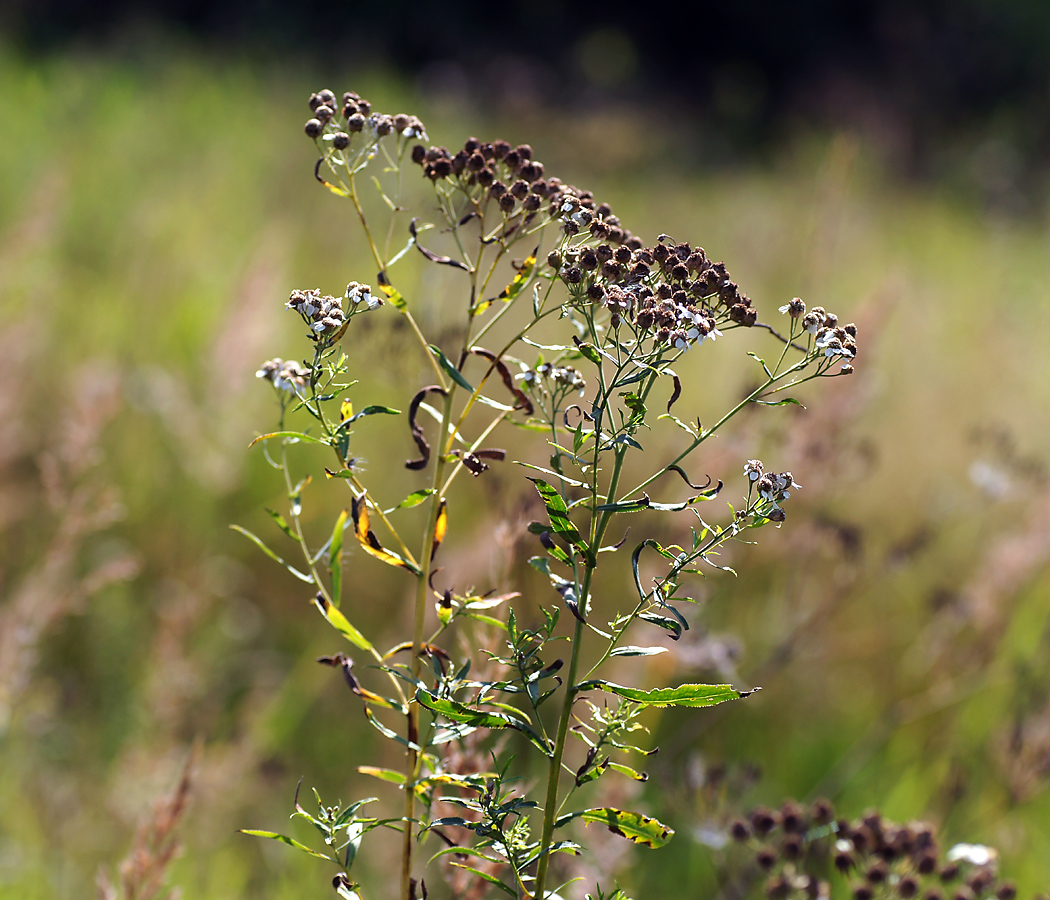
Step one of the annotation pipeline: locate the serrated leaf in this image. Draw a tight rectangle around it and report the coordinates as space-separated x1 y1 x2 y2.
529 478 592 564
581 680 758 708
415 688 551 756
553 808 674 849
240 829 332 859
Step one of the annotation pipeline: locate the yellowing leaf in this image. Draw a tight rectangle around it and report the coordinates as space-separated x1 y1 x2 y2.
555 808 674 849
497 249 537 301
377 271 406 309
431 499 448 561
350 496 421 575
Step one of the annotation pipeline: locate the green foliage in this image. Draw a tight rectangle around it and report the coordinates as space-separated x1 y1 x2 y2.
4 47 1050 900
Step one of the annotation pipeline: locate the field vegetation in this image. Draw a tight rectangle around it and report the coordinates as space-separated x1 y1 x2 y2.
2 44 1050 899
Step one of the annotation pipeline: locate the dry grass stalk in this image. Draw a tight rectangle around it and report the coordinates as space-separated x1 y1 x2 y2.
96 741 201 900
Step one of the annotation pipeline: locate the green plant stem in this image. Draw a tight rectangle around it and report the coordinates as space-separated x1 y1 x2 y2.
621 357 809 502
533 614 584 899
401 377 458 900
347 173 447 388
533 444 628 900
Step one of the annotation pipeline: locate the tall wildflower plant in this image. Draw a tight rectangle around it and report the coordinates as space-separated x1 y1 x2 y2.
239 89 857 900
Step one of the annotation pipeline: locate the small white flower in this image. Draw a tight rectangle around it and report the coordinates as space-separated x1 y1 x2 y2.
946 844 998 866
744 460 763 481
823 339 844 358
312 321 326 333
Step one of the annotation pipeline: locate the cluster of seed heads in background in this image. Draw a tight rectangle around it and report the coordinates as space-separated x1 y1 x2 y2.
304 89 427 146
519 362 587 397
731 802 1019 900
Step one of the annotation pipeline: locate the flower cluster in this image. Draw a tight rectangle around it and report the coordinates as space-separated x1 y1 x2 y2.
780 297 858 368
549 228 757 353
286 289 346 336
521 362 587 397
255 358 310 393
412 135 560 220
285 282 381 342
744 459 800 521
304 89 427 148
730 802 1015 900
344 281 380 312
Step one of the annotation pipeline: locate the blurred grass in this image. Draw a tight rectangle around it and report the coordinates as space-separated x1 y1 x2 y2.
1 42 1050 899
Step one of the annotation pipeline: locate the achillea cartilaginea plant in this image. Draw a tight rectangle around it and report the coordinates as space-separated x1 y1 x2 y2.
237 88 860 900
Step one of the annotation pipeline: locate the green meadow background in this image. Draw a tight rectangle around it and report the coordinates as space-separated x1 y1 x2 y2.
2 43 1050 898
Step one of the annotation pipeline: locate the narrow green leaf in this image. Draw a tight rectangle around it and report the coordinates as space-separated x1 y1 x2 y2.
357 766 406 785
377 271 406 309
755 397 805 407
515 462 588 489
574 341 603 365
607 763 648 781
657 414 698 437
461 612 508 630
383 488 434 513
553 808 674 848
581 680 758 708
314 594 375 653
346 404 401 423
529 478 592 564
609 646 669 658
449 864 518 896
248 431 329 449
429 344 474 391
265 508 300 542
747 351 773 378
415 688 551 756
240 829 332 860
329 508 349 606
230 525 313 583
